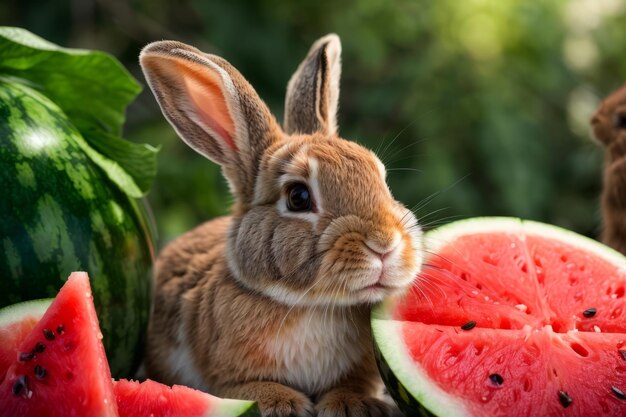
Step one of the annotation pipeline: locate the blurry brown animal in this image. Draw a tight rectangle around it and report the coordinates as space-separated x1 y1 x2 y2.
139 34 423 417
591 83 626 255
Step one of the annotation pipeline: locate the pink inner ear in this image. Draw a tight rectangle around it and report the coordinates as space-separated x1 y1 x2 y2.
178 62 238 151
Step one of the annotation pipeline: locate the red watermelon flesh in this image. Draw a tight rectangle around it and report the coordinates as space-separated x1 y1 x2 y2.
0 272 118 417
0 300 50 381
373 219 626 417
114 379 259 417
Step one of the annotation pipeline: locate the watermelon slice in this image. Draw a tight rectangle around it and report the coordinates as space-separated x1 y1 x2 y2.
373 218 626 417
0 299 50 381
0 272 118 417
114 379 260 417
0 272 260 417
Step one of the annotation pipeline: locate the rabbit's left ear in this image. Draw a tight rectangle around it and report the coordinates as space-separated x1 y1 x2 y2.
140 41 281 204
284 34 342 136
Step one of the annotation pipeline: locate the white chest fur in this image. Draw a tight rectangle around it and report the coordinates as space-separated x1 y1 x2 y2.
266 310 366 395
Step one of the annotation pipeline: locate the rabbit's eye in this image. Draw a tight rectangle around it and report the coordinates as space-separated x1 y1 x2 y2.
286 183 312 212
615 114 626 129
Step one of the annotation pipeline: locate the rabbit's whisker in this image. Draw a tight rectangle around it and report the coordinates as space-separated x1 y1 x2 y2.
414 274 446 299
402 174 470 229
377 115 429 164
383 138 429 166
416 214 466 230
410 279 435 311
387 167 422 173
419 265 479 295
410 188 444 212
418 206 450 224
377 124 408 164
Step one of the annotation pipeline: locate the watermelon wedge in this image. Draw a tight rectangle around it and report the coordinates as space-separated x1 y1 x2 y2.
0 272 260 417
114 379 260 417
373 218 626 417
0 299 50 381
0 272 118 417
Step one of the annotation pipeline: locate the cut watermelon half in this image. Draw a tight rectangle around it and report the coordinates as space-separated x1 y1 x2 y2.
0 299 50 381
0 271 118 417
114 379 260 417
373 218 626 417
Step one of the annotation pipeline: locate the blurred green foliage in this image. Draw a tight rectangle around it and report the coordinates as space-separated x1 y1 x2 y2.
3 0 626 246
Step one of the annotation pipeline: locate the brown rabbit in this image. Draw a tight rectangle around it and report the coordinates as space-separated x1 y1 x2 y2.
591 83 626 255
140 34 423 417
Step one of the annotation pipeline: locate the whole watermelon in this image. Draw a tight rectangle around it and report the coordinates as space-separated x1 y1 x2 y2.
0 80 153 377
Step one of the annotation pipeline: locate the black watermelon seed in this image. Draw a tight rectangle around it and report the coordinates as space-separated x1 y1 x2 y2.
558 391 573 408
461 321 477 331
489 373 504 385
619 350 626 361
43 329 55 341
612 386 626 400
12 375 27 396
19 352 34 362
56 325 64 335
582 308 597 318
33 342 45 353
34 365 47 380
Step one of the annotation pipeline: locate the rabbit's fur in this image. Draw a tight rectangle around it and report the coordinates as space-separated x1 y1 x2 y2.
140 34 422 417
591 84 626 255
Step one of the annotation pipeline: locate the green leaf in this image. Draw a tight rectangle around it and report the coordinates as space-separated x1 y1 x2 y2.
82 128 160 198
0 26 157 197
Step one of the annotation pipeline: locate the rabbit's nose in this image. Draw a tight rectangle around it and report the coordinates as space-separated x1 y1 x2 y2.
364 232 401 260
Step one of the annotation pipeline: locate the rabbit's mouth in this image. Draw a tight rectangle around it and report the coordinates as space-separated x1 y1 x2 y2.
363 283 387 290
353 280 408 304
349 261 418 303
328 233 422 304
359 281 402 296
357 285 390 302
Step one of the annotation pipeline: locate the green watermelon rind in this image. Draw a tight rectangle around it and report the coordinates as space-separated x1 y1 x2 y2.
0 299 51 328
0 77 153 377
372 319 469 417
212 398 261 417
372 217 626 417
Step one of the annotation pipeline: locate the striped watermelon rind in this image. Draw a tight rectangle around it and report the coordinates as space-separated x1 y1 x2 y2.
0 26 158 198
372 320 464 417
372 217 626 417
0 79 153 377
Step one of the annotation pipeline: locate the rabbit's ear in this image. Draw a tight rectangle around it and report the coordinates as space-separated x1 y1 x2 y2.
284 34 341 136
140 41 280 202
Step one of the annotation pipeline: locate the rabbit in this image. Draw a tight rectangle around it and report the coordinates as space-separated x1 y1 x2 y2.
139 34 423 417
591 83 626 255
